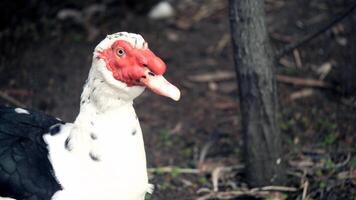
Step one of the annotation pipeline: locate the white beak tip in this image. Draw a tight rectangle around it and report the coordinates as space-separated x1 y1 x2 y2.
167 85 181 101
171 92 181 101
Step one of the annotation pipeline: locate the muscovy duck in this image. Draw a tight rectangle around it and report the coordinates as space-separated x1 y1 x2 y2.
0 32 180 200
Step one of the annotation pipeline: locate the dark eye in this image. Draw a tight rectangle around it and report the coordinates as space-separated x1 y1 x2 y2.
116 48 125 57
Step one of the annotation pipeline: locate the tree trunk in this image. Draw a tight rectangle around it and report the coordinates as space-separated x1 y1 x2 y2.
228 0 285 186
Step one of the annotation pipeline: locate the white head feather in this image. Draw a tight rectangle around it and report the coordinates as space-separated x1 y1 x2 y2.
94 32 148 55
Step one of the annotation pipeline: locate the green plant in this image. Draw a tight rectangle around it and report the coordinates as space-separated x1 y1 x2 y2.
159 129 172 147
351 155 356 167
159 182 170 190
145 193 152 200
322 132 337 146
182 148 192 158
198 176 209 185
170 167 180 178
280 118 295 131
319 181 327 189
318 119 338 146
325 158 335 170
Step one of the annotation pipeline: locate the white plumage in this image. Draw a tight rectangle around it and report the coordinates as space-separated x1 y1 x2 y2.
43 32 179 200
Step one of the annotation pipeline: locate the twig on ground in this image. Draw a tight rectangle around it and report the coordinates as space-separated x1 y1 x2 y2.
257 185 298 192
170 122 183 134
198 142 213 166
289 89 314 101
276 75 331 88
287 170 304 179
316 62 333 80
148 167 200 174
334 153 351 168
302 180 309 200
279 57 296 68
276 1 356 58
270 32 297 43
293 49 303 68
188 71 235 82
212 167 233 192
197 185 297 200
148 165 244 175
180 178 194 187
197 187 212 195
197 190 269 200
209 33 230 54
0 91 26 107
337 170 356 180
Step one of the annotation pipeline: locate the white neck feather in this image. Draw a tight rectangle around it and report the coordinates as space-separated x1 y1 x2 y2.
74 57 145 123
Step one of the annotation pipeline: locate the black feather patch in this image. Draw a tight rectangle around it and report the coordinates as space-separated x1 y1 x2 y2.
0 106 63 199
64 137 72 151
90 133 97 140
89 152 100 162
49 124 62 135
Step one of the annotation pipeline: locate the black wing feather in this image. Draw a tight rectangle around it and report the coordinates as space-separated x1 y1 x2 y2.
0 106 63 200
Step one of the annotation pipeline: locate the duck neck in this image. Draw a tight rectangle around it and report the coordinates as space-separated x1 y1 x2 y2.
69 67 142 156
73 65 139 129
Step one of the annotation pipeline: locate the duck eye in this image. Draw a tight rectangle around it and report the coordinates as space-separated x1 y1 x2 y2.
116 48 125 57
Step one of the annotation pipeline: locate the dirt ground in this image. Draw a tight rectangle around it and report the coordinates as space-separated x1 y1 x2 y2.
0 0 355 199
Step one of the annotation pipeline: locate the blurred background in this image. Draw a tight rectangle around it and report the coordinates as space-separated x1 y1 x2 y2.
0 0 355 199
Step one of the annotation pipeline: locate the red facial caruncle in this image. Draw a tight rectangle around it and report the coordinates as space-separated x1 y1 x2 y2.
97 40 181 101
98 40 166 86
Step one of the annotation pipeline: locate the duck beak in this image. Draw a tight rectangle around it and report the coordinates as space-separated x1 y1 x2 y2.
140 68 181 101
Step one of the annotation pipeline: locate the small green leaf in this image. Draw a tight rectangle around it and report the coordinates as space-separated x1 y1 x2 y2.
319 181 326 189
325 158 335 170
170 167 180 178
198 176 209 185
160 182 170 190
351 155 356 167
145 193 152 200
